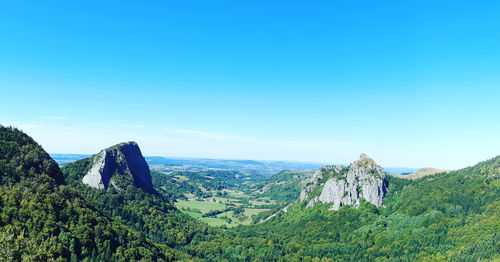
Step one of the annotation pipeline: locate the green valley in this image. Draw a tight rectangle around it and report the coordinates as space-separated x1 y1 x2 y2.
152 169 306 227
1 125 499 261
4 1 500 261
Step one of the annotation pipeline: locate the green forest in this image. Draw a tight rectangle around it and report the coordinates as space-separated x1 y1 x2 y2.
1 125 499 261
0 126 192 261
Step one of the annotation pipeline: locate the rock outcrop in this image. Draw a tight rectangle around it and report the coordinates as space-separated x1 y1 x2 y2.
82 142 154 192
300 154 387 210
299 165 343 202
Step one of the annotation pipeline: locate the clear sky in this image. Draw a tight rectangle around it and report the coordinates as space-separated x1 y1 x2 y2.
1 1 500 169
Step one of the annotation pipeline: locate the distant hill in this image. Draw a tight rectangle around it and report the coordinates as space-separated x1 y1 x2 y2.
52 154 325 175
50 154 92 165
146 157 325 175
388 167 449 180
405 167 449 179
52 154 416 175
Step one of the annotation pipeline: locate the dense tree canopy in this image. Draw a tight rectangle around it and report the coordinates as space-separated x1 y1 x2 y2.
0 126 192 261
1 125 499 261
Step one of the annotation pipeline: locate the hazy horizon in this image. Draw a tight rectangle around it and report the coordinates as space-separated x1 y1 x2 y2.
2 1 500 170
48 153 419 175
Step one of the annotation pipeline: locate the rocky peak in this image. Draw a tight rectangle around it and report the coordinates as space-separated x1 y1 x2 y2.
354 153 378 167
300 153 387 210
359 153 369 160
82 141 154 193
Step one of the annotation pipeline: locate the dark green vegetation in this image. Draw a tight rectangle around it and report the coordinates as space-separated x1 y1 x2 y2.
1 125 499 261
61 161 211 249
185 171 499 261
0 126 191 261
249 170 314 203
151 170 273 226
152 170 312 227
152 170 265 201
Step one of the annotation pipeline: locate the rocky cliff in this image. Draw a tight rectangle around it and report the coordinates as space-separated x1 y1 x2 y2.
300 153 387 210
82 142 154 192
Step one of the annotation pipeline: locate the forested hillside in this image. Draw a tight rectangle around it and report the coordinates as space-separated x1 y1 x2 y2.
1 125 499 261
0 126 192 261
187 166 499 261
61 147 224 250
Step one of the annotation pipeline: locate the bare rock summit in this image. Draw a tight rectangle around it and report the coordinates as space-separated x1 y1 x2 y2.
300 154 388 210
82 142 154 192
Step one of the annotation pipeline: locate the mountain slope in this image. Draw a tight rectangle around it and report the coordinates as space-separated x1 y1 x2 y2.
190 155 500 261
251 170 315 203
61 143 217 249
0 126 192 261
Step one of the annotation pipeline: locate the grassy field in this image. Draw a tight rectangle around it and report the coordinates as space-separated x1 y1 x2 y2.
175 199 270 227
250 199 275 205
175 200 225 213
164 171 287 227
244 208 268 217
199 217 229 226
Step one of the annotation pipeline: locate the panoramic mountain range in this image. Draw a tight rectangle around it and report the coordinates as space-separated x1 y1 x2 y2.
4 0 500 261
51 154 418 176
51 154 327 176
1 125 499 261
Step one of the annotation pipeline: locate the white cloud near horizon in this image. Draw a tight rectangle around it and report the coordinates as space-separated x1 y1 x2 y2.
1 118 492 170
40 115 66 120
163 127 352 151
1 119 363 165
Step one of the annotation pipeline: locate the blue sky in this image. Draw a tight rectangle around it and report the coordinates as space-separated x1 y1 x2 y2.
1 1 500 169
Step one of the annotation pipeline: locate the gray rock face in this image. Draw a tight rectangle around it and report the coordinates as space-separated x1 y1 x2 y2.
82 142 154 192
299 170 321 202
302 154 387 210
299 165 344 202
